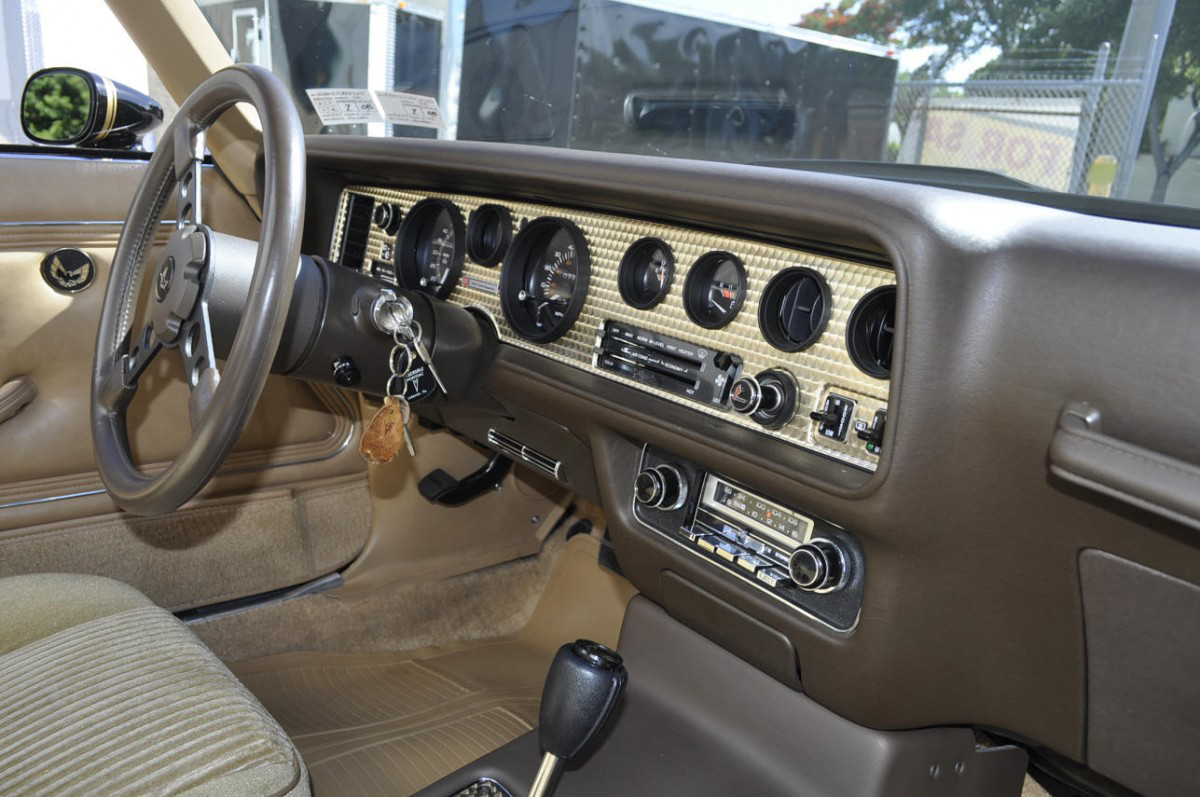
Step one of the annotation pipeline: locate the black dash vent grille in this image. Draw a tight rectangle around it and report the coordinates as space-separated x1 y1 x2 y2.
337 193 375 269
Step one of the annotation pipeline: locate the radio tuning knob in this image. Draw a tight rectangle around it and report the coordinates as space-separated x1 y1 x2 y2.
788 540 847 592
634 468 665 506
634 465 687 510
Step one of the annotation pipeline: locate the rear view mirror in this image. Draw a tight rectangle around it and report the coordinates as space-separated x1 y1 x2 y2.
21 67 163 150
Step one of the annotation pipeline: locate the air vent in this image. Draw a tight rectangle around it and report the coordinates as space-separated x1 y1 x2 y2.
758 267 831 352
846 286 896 379
487 429 564 481
337 193 375 269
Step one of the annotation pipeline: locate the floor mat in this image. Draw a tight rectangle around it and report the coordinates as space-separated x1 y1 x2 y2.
231 533 637 797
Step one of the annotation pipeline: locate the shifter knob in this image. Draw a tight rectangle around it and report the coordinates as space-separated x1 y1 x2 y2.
539 640 627 760
530 640 627 797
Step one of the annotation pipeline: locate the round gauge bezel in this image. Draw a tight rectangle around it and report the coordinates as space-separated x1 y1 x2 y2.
394 198 466 299
466 204 513 267
499 216 591 343
683 251 747 330
758 267 832 352
618 237 675 309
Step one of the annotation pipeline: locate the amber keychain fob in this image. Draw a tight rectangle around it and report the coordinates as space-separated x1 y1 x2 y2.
359 395 415 464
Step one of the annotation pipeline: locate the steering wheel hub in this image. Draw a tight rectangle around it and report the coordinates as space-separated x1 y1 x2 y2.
150 226 208 345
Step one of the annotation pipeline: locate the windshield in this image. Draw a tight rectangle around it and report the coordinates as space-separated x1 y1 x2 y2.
192 0 1197 213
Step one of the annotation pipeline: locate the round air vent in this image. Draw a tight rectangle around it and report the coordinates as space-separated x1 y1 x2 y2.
846 286 896 379
758 268 831 352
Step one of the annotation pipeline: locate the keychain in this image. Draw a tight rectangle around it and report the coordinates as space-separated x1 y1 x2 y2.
359 330 417 464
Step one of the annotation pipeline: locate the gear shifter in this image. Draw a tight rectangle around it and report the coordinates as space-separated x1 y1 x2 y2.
529 640 628 797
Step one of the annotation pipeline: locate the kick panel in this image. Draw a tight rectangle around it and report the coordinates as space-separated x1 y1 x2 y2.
331 187 895 471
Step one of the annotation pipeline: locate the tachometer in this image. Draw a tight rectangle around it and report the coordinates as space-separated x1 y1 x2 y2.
683 251 746 329
395 198 465 299
500 217 590 342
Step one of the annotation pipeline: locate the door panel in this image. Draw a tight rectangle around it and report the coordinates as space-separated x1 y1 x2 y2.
0 153 369 604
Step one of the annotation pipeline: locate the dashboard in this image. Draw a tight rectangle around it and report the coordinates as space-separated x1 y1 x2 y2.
329 186 896 472
299 136 1200 797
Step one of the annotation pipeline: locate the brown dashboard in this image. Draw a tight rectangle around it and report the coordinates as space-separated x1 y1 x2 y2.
297 137 1200 797
329 186 895 471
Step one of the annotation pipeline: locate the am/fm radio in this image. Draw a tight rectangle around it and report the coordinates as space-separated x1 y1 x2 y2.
633 446 865 632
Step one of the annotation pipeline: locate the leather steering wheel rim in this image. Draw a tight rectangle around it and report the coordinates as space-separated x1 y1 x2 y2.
91 65 305 516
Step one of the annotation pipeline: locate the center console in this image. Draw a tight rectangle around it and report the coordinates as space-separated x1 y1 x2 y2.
411 598 1028 797
633 446 865 632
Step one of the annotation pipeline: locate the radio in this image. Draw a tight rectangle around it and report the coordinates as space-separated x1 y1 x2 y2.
633 446 864 631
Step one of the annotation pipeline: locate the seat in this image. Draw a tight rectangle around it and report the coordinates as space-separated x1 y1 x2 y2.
0 573 309 797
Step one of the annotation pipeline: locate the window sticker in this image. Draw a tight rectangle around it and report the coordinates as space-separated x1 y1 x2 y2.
375 91 446 130
305 89 383 126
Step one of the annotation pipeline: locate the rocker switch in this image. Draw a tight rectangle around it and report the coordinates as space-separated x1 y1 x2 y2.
855 410 887 455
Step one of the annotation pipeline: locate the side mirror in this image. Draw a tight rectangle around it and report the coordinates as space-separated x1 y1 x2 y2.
21 67 163 150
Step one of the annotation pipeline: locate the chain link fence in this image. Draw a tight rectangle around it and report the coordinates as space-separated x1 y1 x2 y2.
889 47 1151 197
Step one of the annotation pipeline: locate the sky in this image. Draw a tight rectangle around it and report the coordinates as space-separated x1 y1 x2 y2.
36 0 149 91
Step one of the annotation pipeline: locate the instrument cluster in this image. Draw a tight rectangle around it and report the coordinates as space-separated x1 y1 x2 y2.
331 187 896 471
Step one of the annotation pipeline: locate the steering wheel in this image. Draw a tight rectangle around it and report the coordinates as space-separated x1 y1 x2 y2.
91 65 305 516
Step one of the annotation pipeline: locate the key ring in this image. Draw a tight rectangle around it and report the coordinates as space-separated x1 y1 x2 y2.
390 340 413 378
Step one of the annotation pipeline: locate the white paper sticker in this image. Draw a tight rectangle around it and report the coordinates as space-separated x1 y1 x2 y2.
375 91 446 130
305 89 383 126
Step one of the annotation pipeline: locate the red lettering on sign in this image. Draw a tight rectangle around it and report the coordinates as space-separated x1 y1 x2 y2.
980 129 1004 162
1007 137 1034 169
945 120 965 152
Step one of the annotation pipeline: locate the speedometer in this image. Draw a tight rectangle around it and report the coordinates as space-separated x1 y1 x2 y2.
395 198 465 299
500 217 591 343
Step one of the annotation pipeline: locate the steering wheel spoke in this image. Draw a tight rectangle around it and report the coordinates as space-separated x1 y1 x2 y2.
173 121 205 229
97 322 161 414
124 321 163 384
179 303 221 429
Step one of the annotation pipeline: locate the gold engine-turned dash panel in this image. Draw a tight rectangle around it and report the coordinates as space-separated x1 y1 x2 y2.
331 186 896 471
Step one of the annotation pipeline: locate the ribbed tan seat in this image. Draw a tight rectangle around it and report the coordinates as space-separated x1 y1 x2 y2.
0 574 309 797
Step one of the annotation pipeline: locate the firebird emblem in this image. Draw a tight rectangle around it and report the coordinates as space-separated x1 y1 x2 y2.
40 248 95 293
156 258 175 301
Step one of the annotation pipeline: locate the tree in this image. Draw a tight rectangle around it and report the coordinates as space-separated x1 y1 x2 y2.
1019 0 1200 201
22 73 91 142
797 0 1056 78
796 0 1200 202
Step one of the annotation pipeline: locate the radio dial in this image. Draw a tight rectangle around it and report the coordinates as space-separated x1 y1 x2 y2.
788 540 846 592
634 468 665 506
634 465 687 510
